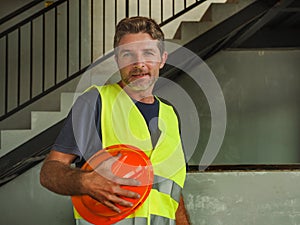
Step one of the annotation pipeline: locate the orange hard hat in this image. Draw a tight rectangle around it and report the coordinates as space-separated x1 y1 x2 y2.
72 144 154 225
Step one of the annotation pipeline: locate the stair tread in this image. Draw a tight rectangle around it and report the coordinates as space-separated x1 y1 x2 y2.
176 0 256 44
0 92 77 157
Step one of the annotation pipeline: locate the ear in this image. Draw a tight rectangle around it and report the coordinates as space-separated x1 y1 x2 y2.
159 51 168 69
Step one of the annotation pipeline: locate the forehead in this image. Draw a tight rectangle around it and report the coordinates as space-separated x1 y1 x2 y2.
117 33 160 52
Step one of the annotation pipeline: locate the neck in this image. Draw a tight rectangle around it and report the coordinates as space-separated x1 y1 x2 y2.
118 81 155 104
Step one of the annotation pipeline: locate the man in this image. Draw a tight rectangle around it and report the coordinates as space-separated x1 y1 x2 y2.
40 16 189 225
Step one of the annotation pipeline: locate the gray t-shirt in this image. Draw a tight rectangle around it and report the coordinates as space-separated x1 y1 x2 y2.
53 89 160 167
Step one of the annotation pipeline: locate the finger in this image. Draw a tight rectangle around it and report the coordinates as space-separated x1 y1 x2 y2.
106 194 134 208
93 183 140 201
91 190 129 213
102 200 121 213
114 186 140 199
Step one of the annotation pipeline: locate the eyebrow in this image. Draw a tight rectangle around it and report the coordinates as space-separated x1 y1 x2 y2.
118 48 157 54
143 48 156 52
118 49 131 54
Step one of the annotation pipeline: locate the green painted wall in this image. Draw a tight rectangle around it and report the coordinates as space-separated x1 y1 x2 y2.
178 49 300 165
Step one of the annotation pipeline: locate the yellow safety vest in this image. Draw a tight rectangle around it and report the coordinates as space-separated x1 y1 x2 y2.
74 84 186 225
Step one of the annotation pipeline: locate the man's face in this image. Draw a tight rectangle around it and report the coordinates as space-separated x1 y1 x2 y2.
115 32 167 92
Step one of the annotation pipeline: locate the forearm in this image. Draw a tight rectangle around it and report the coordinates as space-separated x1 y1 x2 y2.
176 194 190 225
40 151 141 213
40 160 87 196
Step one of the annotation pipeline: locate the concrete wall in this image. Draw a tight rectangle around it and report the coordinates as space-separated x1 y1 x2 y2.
174 49 300 165
184 171 300 225
0 163 75 225
1 163 300 225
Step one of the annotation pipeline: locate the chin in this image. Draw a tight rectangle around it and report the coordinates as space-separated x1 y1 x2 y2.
126 78 154 91
129 81 154 91
128 84 152 91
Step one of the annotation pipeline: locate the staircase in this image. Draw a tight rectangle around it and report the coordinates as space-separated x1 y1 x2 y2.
170 0 255 44
0 0 254 159
0 92 78 158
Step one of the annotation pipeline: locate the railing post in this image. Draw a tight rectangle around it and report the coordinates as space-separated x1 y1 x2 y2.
125 0 129 18
91 0 94 62
17 28 21 106
161 0 163 22
79 0 82 69
67 0 70 77
30 21 33 100
103 0 106 54
42 14 45 91
5 35 8 115
54 6 58 85
149 0 151 18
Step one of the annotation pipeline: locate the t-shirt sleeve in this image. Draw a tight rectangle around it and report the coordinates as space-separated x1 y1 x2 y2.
52 89 103 163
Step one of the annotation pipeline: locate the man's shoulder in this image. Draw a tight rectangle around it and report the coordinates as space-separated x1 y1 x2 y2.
81 87 101 98
72 88 102 112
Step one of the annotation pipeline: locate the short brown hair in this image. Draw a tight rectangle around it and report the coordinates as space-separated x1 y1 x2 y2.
114 16 165 55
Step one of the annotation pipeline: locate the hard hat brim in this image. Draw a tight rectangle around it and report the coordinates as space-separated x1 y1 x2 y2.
72 144 153 225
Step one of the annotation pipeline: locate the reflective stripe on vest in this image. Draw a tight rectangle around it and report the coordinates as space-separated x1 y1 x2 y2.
76 215 176 225
114 215 175 225
75 215 174 225
152 175 182 203
150 215 175 225
114 217 147 225
74 84 186 224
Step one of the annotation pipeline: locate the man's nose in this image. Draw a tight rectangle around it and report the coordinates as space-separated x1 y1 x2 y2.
133 54 146 67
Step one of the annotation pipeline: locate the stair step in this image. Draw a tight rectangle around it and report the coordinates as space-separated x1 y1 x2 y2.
60 92 79 114
161 0 220 40
203 0 256 23
0 110 64 158
1 129 36 158
0 92 78 158
180 21 217 44
173 0 255 45
31 111 65 131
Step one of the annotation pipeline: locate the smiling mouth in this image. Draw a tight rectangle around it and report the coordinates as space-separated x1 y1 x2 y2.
131 73 149 77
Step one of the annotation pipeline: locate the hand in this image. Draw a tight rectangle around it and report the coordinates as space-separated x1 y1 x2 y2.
82 153 141 213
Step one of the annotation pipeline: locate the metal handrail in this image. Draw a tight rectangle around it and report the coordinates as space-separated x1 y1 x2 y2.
0 0 67 38
0 0 208 121
0 0 45 25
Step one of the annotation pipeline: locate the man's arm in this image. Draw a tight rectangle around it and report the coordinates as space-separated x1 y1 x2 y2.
176 194 190 225
40 150 140 213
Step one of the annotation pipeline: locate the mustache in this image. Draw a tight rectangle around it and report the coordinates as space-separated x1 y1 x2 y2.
129 67 147 75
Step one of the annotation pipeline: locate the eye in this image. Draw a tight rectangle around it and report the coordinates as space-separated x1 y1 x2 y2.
122 52 131 57
119 50 133 59
144 51 155 56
